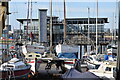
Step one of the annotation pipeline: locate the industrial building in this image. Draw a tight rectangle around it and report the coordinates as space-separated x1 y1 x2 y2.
17 17 108 45
16 9 110 54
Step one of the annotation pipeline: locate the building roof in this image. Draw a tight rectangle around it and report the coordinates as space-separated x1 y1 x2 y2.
17 16 59 24
17 17 108 24
65 18 108 24
16 19 38 24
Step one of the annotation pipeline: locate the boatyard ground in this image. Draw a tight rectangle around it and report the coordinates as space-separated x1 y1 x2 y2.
30 63 87 80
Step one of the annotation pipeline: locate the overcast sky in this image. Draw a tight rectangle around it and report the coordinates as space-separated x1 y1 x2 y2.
9 0 119 30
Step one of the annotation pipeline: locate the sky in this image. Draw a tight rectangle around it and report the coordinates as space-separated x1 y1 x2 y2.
8 0 119 30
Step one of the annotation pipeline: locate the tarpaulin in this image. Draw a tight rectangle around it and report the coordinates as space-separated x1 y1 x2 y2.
62 68 100 80
57 53 77 59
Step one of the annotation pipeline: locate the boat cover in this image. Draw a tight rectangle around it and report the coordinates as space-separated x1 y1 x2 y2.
62 68 100 80
57 53 77 59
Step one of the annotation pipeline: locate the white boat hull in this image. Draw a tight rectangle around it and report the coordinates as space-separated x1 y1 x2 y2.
22 45 45 55
27 59 42 73
0 58 31 79
86 61 101 69
89 70 114 79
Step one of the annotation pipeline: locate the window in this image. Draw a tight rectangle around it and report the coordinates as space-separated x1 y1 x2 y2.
95 65 100 69
28 55 32 57
36 55 40 57
6 65 14 67
60 25 63 29
89 57 93 60
105 67 111 71
112 47 117 49
113 67 116 71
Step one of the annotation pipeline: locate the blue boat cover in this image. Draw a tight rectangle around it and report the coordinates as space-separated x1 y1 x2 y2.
104 55 108 61
57 53 77 59
62 68 100 80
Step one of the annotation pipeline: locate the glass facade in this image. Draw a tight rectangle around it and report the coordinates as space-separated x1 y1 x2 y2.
23 20 39 34
89 25 104 33
17 18 107 44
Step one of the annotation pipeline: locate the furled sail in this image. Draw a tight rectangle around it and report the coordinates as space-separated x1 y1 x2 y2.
0 5 6 37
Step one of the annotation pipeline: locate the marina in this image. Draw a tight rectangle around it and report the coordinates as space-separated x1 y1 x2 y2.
0 0 120 80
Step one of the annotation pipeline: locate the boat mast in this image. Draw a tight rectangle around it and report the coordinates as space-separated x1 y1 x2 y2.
26 0 30 42
88 7 90 45
63 0 66 43
114 0 118 44
87 7 90 54
96 0 98 55
112 13 115 43
30 0 33 44
30 0 33 27
50 0 53 56
20 22 22 42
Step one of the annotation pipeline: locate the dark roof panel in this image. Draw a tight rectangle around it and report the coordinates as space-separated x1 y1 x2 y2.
65 18 108 24
17 17 108 24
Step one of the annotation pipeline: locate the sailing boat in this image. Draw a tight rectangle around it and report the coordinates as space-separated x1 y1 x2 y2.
0 58 31 79
106 12 118 56
22 0 45 75
85 0 104 69
89 61 116 79
0 2 32 79
55 0 80 70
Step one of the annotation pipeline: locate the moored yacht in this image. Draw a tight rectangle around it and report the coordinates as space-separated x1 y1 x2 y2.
22 44 45 56
25 52 42 75
89 61 116 79
86 54 104 69
56 44 80 70
0 58 31 79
